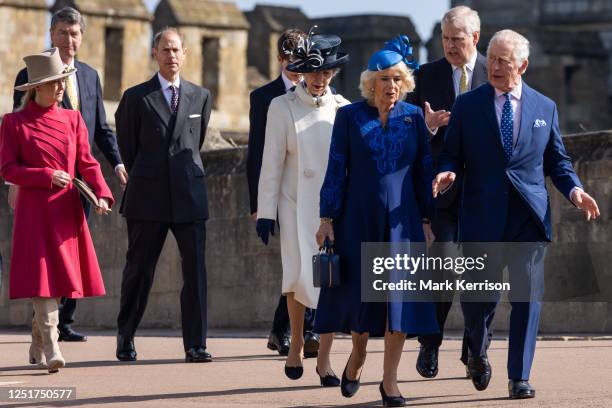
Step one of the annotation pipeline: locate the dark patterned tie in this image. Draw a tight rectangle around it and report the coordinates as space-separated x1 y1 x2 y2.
169 85 178 114
501 93 513 159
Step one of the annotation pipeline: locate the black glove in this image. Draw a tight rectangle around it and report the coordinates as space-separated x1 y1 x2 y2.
256 218 276 245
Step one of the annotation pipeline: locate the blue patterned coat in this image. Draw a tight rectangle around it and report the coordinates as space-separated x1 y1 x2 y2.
315 100 439 336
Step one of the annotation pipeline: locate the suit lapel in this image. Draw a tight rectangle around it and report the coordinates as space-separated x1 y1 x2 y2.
74 60 86 112
471 53 488 89
441 59 456 104
170 79 194 145
481 83 505 155
515 82 537 156
144 75 172 128
273 75 286 96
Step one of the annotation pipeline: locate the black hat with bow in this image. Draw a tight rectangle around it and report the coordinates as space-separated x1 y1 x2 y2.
285 26 349 73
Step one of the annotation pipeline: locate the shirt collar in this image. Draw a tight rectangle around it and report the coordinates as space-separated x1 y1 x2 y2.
451 51 478 72
64 59 75 70
494 79 523 101
281 71 296 91
157 72 181 90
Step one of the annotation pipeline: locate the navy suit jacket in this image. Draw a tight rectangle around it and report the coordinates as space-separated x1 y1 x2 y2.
246 75 286 214
438 82 582 242
407 53 487 209
13 60 122 168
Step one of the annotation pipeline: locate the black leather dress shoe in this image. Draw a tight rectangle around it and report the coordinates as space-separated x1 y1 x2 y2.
116 335 137 361
303 331 320 358
316 366 340 387
185 347 213 363
267 332 290 356
508 380 536 399
467 356 492 391
58 328 87 342
379 382 406 407
416 346 438 378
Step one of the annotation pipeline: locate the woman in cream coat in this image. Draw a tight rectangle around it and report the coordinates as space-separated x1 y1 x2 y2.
256 30 349 384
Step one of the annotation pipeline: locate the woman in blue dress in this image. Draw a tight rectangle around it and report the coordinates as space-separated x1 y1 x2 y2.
315 36 439 407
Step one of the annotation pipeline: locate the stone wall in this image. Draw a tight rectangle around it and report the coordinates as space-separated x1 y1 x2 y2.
178 26 250 132
0 1 48 114
77 16 153 101
0 131 610 333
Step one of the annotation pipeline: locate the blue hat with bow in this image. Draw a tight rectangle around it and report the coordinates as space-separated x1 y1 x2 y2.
367 35 418 71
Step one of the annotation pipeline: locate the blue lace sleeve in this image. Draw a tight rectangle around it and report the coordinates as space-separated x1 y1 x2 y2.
320 106 350 219
412 107 434 220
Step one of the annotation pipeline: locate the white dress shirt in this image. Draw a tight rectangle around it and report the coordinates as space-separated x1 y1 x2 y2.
451 51 478 96
157 72 181 109
493 80 522 147
281 71 295 92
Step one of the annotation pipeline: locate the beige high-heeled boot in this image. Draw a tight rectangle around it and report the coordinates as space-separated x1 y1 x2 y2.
32 297 65 373
29 316 47 368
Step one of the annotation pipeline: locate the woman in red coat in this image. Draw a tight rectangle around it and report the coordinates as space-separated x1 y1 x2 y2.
0 48 113 373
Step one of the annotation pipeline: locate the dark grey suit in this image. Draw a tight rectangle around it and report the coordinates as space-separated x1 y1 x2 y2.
115 74 212 350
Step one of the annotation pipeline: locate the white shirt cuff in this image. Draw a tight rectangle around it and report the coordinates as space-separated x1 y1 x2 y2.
569 186 583 204
114 164 126 172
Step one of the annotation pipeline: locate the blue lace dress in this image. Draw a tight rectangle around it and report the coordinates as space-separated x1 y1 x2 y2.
315 100 439 336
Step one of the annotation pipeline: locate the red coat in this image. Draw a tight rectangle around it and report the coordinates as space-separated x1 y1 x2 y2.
0 101 114 299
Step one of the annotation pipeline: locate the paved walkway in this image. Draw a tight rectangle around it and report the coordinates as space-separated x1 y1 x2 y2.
1 329 611 407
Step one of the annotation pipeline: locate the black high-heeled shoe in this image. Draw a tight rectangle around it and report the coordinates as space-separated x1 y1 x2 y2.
316 366 340 387
284 364 304 380
340 354 363 398
379 382 406 407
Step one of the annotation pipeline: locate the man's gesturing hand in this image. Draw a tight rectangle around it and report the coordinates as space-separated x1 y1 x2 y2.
432 171 456 198
424 101 451 131
571 189 600 221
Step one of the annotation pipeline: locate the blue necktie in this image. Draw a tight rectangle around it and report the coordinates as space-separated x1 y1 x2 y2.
500 93 513 159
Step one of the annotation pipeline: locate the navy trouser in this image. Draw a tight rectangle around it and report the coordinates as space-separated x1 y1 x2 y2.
461 187 546 380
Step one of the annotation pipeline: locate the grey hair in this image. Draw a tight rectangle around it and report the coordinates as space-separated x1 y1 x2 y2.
153 27 183 49
441 6 480 36
488 29 530 65
51 7 85 33
359 62 415 101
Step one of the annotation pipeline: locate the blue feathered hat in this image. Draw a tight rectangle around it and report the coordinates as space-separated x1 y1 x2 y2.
367 35 418 71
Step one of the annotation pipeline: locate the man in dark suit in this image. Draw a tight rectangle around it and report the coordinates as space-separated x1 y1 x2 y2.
247 28 319 358
11 7 126 343
114 27 212 363
434 29 599 398
406 5 488 378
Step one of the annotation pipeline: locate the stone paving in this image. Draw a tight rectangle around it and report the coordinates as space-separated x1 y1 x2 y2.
1 329 611 407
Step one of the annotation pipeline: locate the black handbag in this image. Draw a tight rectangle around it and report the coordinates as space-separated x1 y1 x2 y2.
312 238 341 288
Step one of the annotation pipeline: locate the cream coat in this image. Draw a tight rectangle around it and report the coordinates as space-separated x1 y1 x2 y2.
257 83 350 308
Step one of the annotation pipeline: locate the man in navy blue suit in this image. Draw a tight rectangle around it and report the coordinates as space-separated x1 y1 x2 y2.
11 7 126 342
434 29 599 399
407 5 489 379
246 29 319 357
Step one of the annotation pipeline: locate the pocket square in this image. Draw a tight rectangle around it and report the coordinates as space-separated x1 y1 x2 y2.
189 114 201 118
533 119 547 128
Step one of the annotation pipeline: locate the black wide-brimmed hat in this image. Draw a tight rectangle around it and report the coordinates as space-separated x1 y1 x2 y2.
285 26 349 73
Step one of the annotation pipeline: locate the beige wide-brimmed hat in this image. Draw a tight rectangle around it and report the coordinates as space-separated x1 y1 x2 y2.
14 47 76 91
